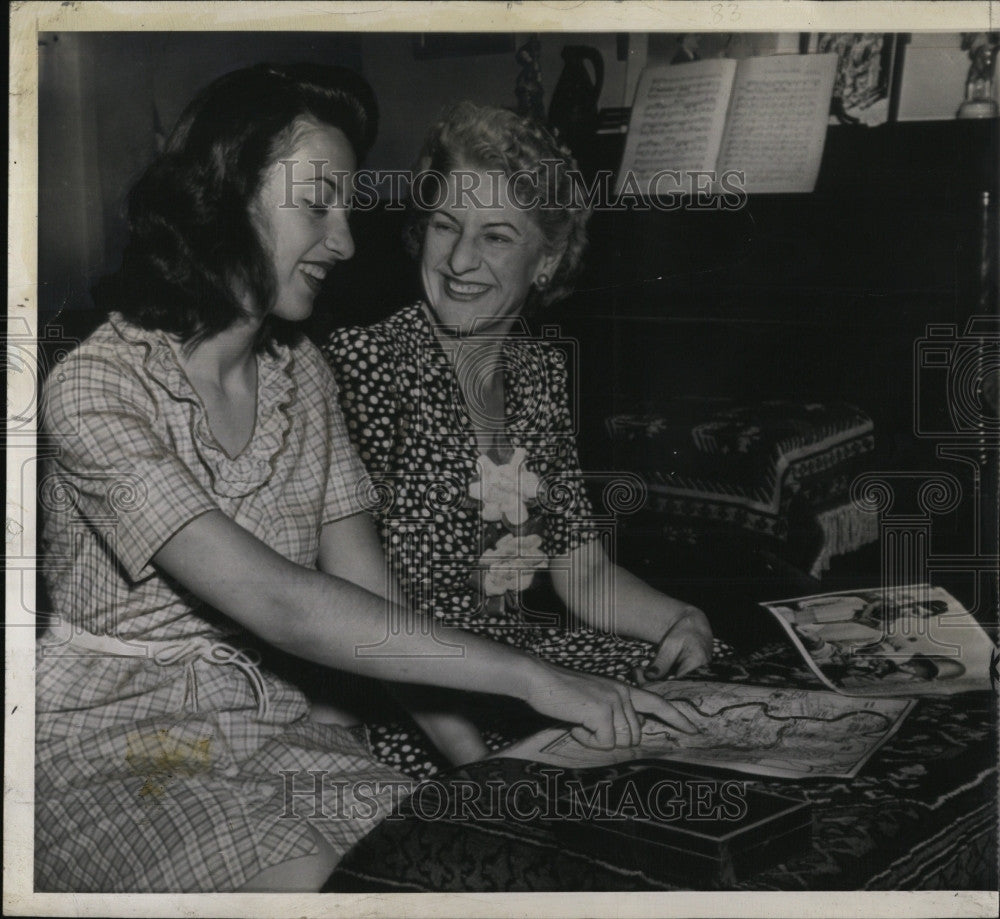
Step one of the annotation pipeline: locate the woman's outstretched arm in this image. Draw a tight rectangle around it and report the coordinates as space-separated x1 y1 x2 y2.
153 510 698 749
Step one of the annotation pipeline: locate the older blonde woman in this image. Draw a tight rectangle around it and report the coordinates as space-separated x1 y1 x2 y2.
324 102 713 777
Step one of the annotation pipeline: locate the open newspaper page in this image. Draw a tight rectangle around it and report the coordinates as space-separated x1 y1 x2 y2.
496 680 915 780
761 584 997 696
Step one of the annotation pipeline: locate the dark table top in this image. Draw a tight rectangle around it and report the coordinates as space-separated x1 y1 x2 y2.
329 641 998 892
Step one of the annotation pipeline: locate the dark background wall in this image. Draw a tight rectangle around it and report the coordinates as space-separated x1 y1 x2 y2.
37 30 998 506
37 30 637 320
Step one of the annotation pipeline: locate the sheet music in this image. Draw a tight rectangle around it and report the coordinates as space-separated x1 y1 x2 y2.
717 53 838 194
615 59 737 195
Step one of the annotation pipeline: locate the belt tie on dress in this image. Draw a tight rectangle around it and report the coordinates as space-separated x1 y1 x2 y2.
150 638 271 719
46 625 272 719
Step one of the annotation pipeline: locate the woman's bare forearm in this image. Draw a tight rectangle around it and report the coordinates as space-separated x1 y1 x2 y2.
553 539 713 678
153 511 702 743
272 563 545 693
553 540 699 642
153 510 547 702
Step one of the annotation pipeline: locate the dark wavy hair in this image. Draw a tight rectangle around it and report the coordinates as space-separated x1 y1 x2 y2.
403 101 590 311
92 62 378 347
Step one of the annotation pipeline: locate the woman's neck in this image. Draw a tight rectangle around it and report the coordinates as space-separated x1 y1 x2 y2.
435 334 508 449
168 317 263 459
173 317 262 388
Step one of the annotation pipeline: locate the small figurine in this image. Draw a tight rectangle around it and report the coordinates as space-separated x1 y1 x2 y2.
515 38 545 122
958 32 999 119
671 34 701 65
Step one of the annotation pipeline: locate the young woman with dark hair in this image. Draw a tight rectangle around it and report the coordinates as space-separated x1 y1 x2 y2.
93 62 377 347
37 65 695 893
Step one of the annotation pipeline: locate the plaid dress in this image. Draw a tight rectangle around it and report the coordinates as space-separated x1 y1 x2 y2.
36 315 406 892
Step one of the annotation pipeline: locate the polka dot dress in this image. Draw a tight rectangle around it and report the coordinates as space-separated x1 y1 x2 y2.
324 304 707 780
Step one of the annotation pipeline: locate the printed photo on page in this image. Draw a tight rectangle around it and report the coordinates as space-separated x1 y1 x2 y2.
761 585 997 696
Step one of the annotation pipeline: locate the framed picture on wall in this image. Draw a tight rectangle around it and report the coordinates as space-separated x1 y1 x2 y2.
800 33 903 125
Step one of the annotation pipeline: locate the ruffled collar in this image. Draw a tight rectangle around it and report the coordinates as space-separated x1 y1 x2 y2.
110 313 296 498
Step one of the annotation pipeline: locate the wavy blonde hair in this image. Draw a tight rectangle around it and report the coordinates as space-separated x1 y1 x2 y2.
403 101 590 310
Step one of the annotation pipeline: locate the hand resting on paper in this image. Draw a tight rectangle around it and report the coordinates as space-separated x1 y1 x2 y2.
646 606 714 681
525 659 700 750
628 605 713 686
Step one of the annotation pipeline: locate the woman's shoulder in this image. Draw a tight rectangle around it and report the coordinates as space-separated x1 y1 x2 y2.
285 334 335 383
57 313 135 362
322 303 423 352
320 303 425 377
43 316 155 413
506 331 572 381
42 319 166 436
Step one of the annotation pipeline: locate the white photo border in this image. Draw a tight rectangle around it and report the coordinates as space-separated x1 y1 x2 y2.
7 2 999 917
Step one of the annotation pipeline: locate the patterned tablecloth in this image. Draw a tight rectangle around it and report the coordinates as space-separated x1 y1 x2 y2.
328 641 998 892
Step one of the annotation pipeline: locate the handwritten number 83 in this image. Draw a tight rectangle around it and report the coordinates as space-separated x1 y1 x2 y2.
712 3 741 23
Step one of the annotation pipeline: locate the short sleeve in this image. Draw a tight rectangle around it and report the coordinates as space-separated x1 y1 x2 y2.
322 326 400 473
42 353 219 583
319 369 377 523
539 346 600 557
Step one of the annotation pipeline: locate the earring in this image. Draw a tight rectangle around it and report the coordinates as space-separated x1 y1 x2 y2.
535 273 550 289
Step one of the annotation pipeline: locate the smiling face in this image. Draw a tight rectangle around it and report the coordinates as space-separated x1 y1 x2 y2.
251 117 357 322
420 168 563 337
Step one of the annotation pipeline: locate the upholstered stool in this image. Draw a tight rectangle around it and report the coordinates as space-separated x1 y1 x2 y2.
606 399 879 578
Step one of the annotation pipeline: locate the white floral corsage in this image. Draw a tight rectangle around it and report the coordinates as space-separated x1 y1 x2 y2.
474 532 548 597
468 447 540 528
